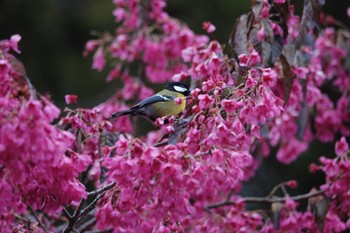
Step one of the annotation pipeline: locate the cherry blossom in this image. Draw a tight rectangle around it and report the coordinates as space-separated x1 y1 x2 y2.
1 0 350 232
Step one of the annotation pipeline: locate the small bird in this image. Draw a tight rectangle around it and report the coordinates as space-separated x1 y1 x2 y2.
111 82 190 121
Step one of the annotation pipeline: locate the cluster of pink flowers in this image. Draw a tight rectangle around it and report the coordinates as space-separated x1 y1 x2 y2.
84 0 209 126
85 0 208 84
316 137 350 231
0 36 91 232
1 0 350 232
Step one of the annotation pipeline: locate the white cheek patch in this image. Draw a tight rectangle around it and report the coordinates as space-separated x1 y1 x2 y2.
174 85 188 93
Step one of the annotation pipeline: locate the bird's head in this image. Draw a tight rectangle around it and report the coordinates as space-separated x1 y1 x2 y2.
166 82 190 96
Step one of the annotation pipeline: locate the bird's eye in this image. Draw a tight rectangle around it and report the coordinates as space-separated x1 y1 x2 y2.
173 85 188 93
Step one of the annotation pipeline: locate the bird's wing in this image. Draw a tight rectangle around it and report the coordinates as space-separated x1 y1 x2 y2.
131 94 174 109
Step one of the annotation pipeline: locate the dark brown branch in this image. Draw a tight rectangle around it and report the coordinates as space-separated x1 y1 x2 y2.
77 218 96 232
84 229 113 233
14 214 30 223
63 207 72 220
206 189 326 210
76 191 107 226
29 206 48 231
76 193 102 226
87 181 116 197
74 197 86 218
153 140 168 147
62 182 116 233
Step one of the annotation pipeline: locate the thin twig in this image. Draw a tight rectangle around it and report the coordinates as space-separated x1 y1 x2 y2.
14 214 30 223
63 182 116 233
153 140 169 147
76 192 106 225
206 189 326 210
73 199 86 218
87 181 116 197
269 181 287 197
280 185 288 196
63 207 72 220
84 229 113 233
225 189 235 202
29 206 48 231
77 217 96 232
62 199 86 232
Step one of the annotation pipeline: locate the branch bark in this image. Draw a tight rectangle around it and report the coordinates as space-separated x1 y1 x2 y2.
62 182 116 233
206 189 326 210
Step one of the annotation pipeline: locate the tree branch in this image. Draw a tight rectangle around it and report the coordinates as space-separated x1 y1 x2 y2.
87 181 115 197
206 189 326 210
63 207 72 220
76 192 105 226
62 182 116 233
84 229 113 233
28 206 48 231
153 140 168 147
77 217 96 232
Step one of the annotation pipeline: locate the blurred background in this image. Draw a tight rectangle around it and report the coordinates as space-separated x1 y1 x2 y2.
0 0 348 209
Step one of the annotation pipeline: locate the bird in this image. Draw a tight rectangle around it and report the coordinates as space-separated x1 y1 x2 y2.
110 82 190 121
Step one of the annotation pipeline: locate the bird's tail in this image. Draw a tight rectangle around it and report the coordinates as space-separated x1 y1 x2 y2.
110 109 135 119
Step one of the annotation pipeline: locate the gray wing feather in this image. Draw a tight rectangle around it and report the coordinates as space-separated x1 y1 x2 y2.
110 94 174 120
132 94 173 109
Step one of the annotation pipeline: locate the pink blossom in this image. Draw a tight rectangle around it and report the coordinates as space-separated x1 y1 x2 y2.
181 46 196 62
202 21 216 33
92 46 106 71
261 68 277 87
68 150 92 172
113 8 126 22
221 99 243 113
257 27 266 41
202 80 215 92
43 98 61 122
116 134 129 155
10 34 21 53
335 136 349 156
251 124 261 138
0 34 21 53
65 94 78 104
292 66 309 79
2 1 350 231
0 59 10 76
198 94 215 110
246 71 258 88
238 54 249 67
324 211 346 232
261 0 270 18
84 39 100 54
271 22 283 36
171 71 189 82
249 49 261 65
285 196 298 210
106 65 121 82
190 88 201 98
276 138 308 164
287 180 298 188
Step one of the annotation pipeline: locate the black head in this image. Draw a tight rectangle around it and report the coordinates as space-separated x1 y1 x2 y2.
166 82 190 96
